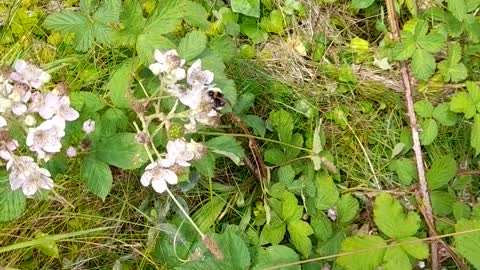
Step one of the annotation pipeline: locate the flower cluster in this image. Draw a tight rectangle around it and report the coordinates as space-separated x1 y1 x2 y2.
140 138 206 193
137 49 221 194
1 60 79 196
149 49 222 132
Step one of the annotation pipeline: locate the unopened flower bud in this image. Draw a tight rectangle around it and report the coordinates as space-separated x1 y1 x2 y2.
24 114 36 126
52 81 70 95
135 132 150 145
82 119 95 134
130 100 147 114
66 146 77 157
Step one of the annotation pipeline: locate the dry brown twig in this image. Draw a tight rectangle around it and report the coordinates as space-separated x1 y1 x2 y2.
383 0 441 268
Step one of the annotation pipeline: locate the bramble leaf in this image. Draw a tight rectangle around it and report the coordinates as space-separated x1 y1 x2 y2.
252 245 300 270
374 193 420 239
448 0 467 22
336 194 359 224
471 114 480 155
314 173 339 210
0 174 26 222
432 103 457 126
411 48 436 81
94 133 149 169
178 30 207 61
419 118 438 145
454 219 480 269
231 0 260 17
426 155 457 190
383 247 411 270
450 92 476 119
414 100 434 118
80 157 113 201
389 158 417 186
351 0 375 9
269 110 294 143
206 136 245 165
287 220 314 258
336 236 386 270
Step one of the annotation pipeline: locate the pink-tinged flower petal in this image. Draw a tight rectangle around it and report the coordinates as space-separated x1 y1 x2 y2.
149 63 163 75
0 150 12 161
10 174 27 190
174 68 186 81
162 169 178 185
140 171 153 186
22 183 38 196
11 103 27 116
154 49 166 63
13 60 27 72
30 80 43 89
151 178 168 193
0 116 6 127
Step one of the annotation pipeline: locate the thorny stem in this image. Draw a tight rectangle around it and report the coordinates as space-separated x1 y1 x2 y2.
384 1 439 268
164 186 206 239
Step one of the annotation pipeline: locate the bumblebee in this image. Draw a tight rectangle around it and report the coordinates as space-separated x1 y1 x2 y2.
207 89 227 110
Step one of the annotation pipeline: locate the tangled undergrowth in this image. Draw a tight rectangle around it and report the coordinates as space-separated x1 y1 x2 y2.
1 0 480 269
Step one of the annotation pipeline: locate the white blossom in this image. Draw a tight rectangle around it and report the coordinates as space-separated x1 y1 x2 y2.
24 114 37 126
6 155 54 196
327 207 337 221
186 139 207 160
0 139 18 161
0 75 13 96
165 139 195 167
26 117 66 160
9 60 51 89
140 159 178 193
66 146 77 158
82 119 96 134
186 59 214 86
176 83 205 109
0 97 12 113
11 102 27 116
38 92 79 121
149 49 186 82
0 115 6 128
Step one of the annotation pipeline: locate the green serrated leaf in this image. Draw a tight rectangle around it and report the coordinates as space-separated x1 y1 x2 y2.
143 0 185 35
264 148 287 165
454 219 480 269
277 165 296 184
192 153 216 178
287 220 313 258
310 214 332 242
80 157 112 201
269 110 294 143
231 0 260 17
432 103 457 126
314 173 339 210
70 91 106 112
450 92 476 119
351 0 375 9
420 118 438 145
416 33 446 54
43 11 94 51
240 18 268 44
336 236 386 270
100 108 128 136
374 193 420 239
208 35 236 63
0 176 26 222
252 245 300 270
468 81 480 104
471 114 480 156
393 32 416 61
178 30 207 61
398 237 429 259
336 194 359 224
206 136 245 165
414 100 434 118
260 10 285 34
453 202 471 221
92 0 122 44
383 247 411 270
389 158 417 186
184 1 209 30
411 48 436 81
112 0 146 46
259 221 286 245
438 43 468 83
242 115 266 137
431 191 456 215
107 60 134 108
426 155 457 190
448 0 467 22
94 133 149 169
